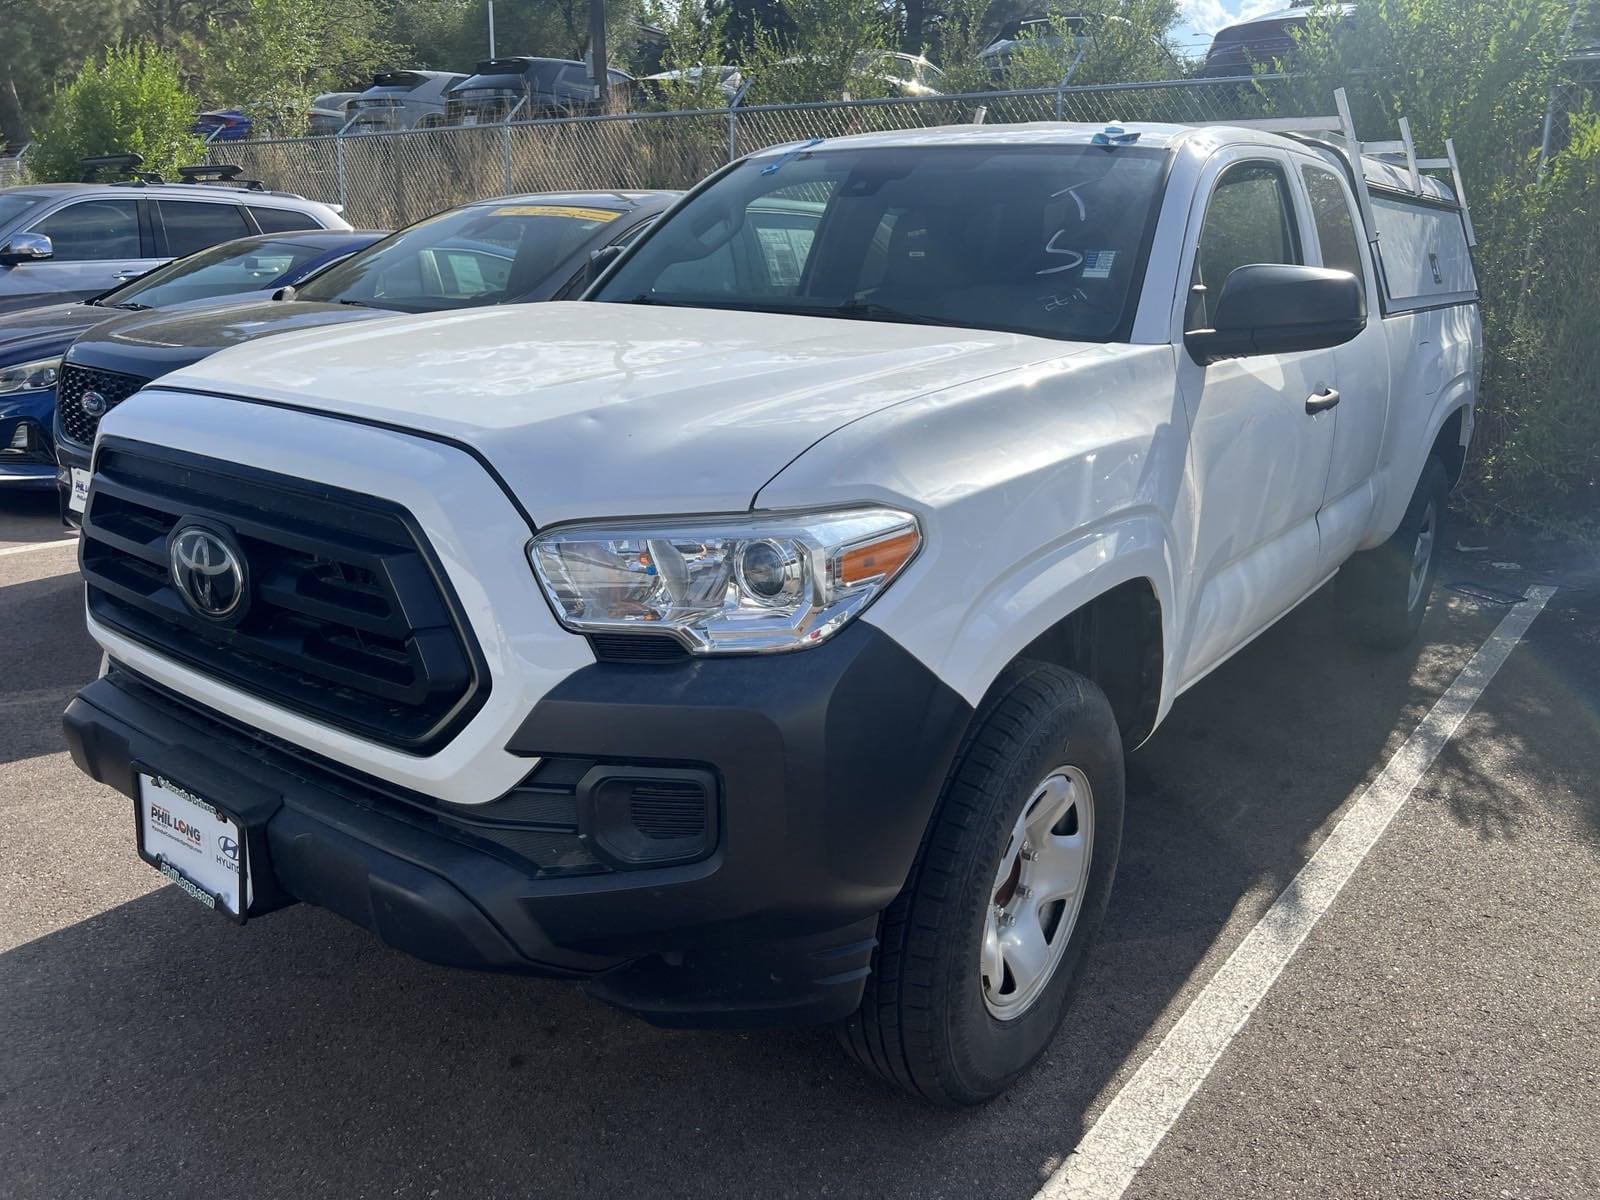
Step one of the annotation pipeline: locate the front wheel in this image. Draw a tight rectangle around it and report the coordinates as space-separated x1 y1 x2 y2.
839 662 1124 1106
1337 455 1450 649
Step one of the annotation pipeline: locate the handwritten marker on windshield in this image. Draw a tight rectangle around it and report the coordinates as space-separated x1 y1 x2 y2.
761 137 825 175
1092 125 1141 146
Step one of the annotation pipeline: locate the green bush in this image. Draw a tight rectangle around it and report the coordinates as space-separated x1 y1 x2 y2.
1278 0 1597 534
28 44 205 183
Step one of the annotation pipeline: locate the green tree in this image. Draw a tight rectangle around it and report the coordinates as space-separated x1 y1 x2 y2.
743 0 895 103
27 43 204 181
642 0 737 108
195 0 400 136
1000 0 1182 91
0 0 129 146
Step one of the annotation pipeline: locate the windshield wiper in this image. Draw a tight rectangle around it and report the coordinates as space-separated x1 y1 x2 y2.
822 301 957 328
109 302 152 311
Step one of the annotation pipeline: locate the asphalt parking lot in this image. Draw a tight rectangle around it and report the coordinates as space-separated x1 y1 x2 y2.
3 491 1596 1200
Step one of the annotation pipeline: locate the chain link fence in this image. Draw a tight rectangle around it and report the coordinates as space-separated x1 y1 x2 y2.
208 74 1306 228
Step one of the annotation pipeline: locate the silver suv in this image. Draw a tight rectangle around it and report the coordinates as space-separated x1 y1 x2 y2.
0 176 348 314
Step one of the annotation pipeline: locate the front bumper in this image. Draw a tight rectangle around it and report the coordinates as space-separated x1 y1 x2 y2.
0 387 57 490
64 622 971 1027
53 429 88 525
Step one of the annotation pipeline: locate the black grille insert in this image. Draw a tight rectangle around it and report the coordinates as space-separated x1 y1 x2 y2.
82 441 489 754
57 363 148 447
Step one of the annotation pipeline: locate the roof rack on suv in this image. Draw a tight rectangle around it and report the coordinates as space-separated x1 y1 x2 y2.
1191 86 1476 247
80 153 163 184
175 163 267 192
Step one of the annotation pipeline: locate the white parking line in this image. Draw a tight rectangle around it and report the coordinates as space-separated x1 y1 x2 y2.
1038 585 1557 1200
0 537 77 557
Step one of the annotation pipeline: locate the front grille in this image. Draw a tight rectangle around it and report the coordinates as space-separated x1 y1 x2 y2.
82 441 489 754
57 363 148 447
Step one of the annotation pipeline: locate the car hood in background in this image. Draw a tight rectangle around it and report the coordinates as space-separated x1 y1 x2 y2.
63 300 399 380
0 301 114 359
152 301 1093 524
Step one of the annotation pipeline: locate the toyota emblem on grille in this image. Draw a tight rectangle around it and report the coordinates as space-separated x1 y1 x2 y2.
80 390 108 418
169 524 248 620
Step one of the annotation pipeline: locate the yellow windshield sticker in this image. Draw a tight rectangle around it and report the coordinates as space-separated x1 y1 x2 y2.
491 205 620 222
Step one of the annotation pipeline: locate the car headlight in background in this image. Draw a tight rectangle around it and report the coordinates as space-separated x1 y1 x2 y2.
529 508 922 654
0 358 60 397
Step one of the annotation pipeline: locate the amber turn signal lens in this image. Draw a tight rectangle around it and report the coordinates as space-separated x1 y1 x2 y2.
837 528 920 586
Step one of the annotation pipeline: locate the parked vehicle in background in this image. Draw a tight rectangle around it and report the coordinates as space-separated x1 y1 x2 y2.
868 52 945 96
0 229 381 495
345 70 469 132
0 174 349 315
446 57 636 122
308 92 361 136
192 109 253 142
640 66 746 105
59 104 1480 1104
1200 3 1358 75
53 190 677 520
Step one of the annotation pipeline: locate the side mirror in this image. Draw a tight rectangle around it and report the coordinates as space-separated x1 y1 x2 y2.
1185 264 1364 366
271 285 297 302
584 244 624 291
0 232 53 266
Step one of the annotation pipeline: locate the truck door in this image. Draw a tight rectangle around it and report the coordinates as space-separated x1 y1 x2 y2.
1299 160 1390 572
1175 154 1338 686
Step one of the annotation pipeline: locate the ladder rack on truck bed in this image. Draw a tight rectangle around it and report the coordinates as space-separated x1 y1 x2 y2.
1195 86 1477 247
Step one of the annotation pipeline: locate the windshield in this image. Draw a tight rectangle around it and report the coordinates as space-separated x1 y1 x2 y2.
297 202 621 311
594 144 1168 342
0 194 46 228
106 238 334 309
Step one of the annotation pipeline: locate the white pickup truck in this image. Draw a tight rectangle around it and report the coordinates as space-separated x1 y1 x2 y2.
64 105 1480 1105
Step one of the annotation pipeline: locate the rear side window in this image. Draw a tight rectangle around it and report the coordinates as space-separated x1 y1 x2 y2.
158 200 251 256
1301 165 1366 286
1371 195 1477 306
29 199 141 261
1192 161 1301 327
250 205 321 234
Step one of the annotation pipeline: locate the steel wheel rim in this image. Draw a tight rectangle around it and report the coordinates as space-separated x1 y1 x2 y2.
1408 499 1437 612
981 765 1095 1021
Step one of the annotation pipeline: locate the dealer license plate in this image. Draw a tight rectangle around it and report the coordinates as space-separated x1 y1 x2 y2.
68 468 91 514
136 773 248 919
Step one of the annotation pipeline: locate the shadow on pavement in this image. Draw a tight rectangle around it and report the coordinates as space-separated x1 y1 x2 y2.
0 491 65 545
0 580 1511 1200
0 571 100 767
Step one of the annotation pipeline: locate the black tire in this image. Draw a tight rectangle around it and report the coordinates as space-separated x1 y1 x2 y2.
1337 455 1449 649
838 662 1124 1106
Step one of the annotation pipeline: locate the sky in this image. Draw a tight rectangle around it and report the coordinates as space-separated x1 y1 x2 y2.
1171 0 1285 60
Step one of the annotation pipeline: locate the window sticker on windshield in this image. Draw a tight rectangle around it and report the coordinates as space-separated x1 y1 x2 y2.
491 205 620 222
1081 249 1117 280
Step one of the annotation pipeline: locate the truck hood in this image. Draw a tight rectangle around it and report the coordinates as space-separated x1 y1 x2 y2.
160 302 1088 523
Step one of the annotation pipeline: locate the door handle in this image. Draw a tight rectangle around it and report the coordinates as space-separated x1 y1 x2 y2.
1306 387 1341 415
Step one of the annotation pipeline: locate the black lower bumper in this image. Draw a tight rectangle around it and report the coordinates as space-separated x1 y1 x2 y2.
63 623 971 1027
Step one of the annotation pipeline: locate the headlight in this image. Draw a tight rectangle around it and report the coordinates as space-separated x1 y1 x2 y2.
0 358 60 397
529 507 921 654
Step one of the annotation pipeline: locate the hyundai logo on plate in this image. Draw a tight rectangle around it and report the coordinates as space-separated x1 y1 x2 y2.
169 524 248 620
80 390 107 418
218 835 239 861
